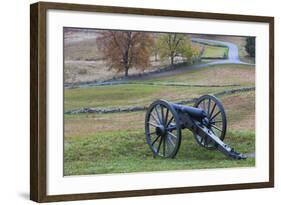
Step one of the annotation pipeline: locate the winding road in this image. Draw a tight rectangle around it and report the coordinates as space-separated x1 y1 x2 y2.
193 38 240 62
65 38 255 88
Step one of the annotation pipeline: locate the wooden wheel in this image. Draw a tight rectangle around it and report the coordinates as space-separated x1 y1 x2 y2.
193 95 227 149
145 100 182 158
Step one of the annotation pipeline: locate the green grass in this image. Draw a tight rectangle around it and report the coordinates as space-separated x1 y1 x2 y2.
64 90 255 176
192 35 255 64
64 64 255 111
201 45 229 59
64 84 235 111
64 129 255 175
64 90 255 139
64 62 255 176
142 64 255 86
192 41 228 59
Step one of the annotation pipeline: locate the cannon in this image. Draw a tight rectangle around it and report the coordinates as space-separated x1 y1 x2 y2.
144 95 247 159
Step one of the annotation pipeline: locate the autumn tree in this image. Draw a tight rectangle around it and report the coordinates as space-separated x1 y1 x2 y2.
151 34 160 61
96 31 154 77
157 34 194 66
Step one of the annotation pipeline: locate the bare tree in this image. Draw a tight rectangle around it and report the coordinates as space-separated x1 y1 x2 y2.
96 31 154 77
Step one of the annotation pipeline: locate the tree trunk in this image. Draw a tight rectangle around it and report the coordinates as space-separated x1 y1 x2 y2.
125 66 129 77
170 55 174 66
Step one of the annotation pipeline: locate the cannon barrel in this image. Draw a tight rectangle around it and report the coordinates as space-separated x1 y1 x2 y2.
171 103 207 119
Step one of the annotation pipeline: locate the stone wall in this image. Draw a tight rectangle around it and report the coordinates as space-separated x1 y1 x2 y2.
65 87 255 115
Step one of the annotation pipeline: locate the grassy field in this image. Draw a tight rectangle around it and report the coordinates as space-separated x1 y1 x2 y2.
65 64 254 111
64 64 255 176
192 41 228 59
64 128 254 175
192 34 255 64
201 45 228 59
65 85 237 111
143 64 254 86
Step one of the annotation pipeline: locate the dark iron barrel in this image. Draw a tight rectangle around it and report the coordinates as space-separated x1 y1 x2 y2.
171 103 207 119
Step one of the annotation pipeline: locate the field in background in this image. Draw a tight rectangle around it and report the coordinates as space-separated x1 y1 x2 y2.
201 45 228 59
64 30 252 84
64 63 255 175
65 64 254 111
191 34 255 64
64 30 169 84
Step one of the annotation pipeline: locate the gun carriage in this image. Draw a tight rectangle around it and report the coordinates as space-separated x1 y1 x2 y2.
145 95 246 159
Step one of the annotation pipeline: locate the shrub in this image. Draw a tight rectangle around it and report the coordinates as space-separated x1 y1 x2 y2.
245 37 255 57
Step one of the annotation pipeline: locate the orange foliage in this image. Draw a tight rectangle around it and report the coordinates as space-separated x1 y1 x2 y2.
96 31 154 77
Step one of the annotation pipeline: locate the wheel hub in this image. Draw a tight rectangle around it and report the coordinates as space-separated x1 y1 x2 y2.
155 125 166 136
202 117 211 127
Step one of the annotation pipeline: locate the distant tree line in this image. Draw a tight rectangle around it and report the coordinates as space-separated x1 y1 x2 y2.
96 31 202 77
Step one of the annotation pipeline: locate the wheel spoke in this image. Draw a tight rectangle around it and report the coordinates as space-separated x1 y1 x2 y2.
165 139 172 155
210 110 221 121
211 120 223 125
164 108 169 125
166 137 174 155
204 136 210 146
155 106 163 124
167 131 177 139
211 120 223 124
166 124 176 131
152 135 160 146
161 106 165 125
211 124 222 132
151 113 160 124
148 121 158 127
202 136 206 146
210 127 215 135
207 98 211 115
200 136 204 143
167 116 174 126
157 136 163 153
209 103 216 119
167 135 175 147
205 138 212 147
